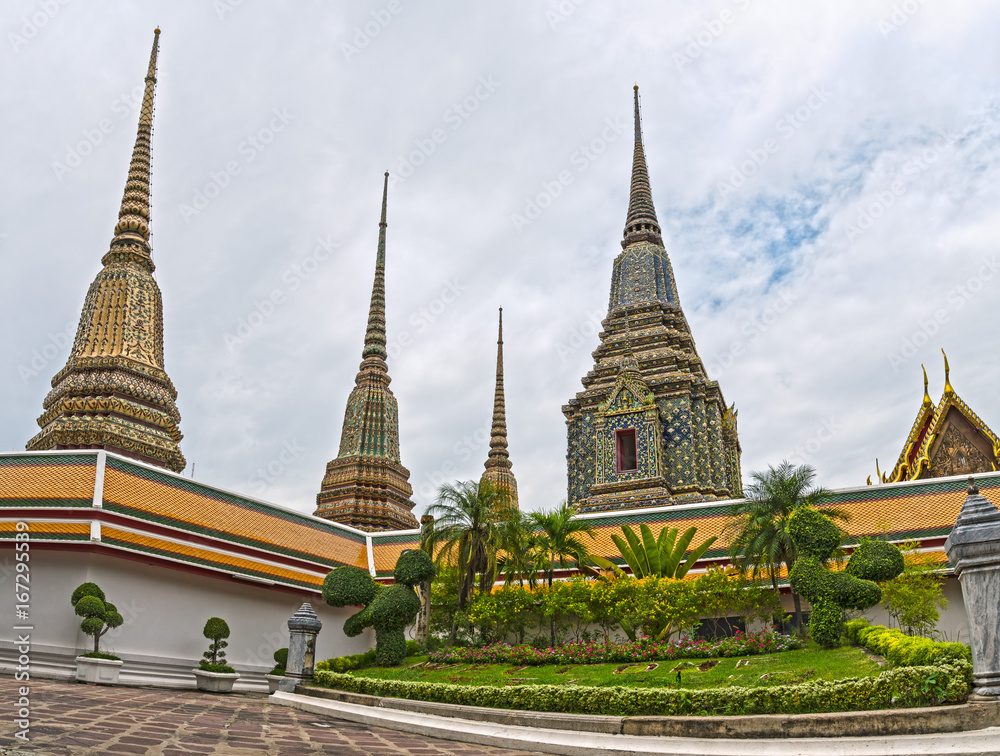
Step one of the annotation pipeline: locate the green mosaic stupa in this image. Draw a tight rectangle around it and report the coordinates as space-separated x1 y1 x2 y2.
562 86 742 513
314 173 418 531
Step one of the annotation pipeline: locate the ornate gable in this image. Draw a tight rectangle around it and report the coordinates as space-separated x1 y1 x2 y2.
876 353 999 484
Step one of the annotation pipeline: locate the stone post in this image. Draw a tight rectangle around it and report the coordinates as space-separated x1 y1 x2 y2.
944 478 1000 697
277 603 322 694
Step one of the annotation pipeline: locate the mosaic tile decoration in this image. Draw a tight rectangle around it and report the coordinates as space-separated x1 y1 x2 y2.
563 87 741 514
315 174 418 533
26 30 185 474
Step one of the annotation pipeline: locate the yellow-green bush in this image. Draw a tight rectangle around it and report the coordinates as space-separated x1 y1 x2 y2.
844 619 971 668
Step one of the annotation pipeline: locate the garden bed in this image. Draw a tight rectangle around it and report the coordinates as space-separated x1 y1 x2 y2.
353 645 877 691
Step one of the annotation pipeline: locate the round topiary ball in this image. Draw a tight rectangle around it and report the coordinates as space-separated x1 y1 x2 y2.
203 617 231 640
71 582 105 607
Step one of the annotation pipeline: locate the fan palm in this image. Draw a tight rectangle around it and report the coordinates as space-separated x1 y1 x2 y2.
591 523 716 579
726 461 849 633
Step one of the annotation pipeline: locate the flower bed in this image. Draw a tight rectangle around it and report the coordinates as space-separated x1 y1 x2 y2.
427 629 801 667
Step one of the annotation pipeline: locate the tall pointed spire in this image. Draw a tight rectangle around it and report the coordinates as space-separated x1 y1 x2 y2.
361 172 390 369
482 308 518 511
622 85 662 249
111 28 159 258
27 29 185 473
315 174 418 532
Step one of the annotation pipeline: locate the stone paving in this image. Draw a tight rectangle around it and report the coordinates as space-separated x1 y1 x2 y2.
0 677 543 755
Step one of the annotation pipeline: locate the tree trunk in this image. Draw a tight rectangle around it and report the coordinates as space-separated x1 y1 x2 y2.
792 591 805 636
415 579 431 648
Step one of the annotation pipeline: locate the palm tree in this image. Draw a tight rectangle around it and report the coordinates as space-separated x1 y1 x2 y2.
426 479 511 643
529 502 597 646
496 512 540 589
726 461 849 634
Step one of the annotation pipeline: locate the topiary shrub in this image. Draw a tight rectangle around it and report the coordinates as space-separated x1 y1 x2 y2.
323 550 436 666
270 647 288 675
200 617 235 673
845 537 906 582
71 582 124 658
788 509 904 648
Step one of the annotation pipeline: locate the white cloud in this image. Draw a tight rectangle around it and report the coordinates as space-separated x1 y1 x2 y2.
4 0 1000 517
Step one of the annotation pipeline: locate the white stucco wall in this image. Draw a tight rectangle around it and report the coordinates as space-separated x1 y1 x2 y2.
777 576 970 641
0 547 373 689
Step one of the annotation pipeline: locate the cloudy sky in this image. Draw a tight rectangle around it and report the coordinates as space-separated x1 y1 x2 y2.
4 1 1000 520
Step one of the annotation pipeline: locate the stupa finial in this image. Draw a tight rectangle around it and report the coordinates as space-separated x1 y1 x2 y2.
110 28 160 255
622 85 662 249
361 172 390 369
488 307 509 462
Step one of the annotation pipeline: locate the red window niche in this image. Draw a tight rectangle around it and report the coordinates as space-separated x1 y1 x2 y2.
616 429 638 472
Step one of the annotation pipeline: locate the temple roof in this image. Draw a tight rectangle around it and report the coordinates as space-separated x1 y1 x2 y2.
876 351 1000 484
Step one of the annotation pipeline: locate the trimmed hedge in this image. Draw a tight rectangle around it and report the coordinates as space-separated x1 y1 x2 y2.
312 660 971 716
844 620 972 668
316 648 377 674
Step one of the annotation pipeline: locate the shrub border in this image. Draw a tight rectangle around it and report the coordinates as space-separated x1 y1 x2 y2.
313 659 971 717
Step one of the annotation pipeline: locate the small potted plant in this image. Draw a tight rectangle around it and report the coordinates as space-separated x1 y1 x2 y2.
265 648 288 694
192 617 240 692
71 582 124 684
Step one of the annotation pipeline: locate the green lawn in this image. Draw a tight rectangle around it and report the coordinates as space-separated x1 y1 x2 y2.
351 644 880 691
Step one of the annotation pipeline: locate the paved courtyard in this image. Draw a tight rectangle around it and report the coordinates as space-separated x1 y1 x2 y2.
0 677 542 756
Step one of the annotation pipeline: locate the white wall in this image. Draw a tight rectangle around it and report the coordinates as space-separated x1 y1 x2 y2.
0 547 373 689
778 576 970 641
